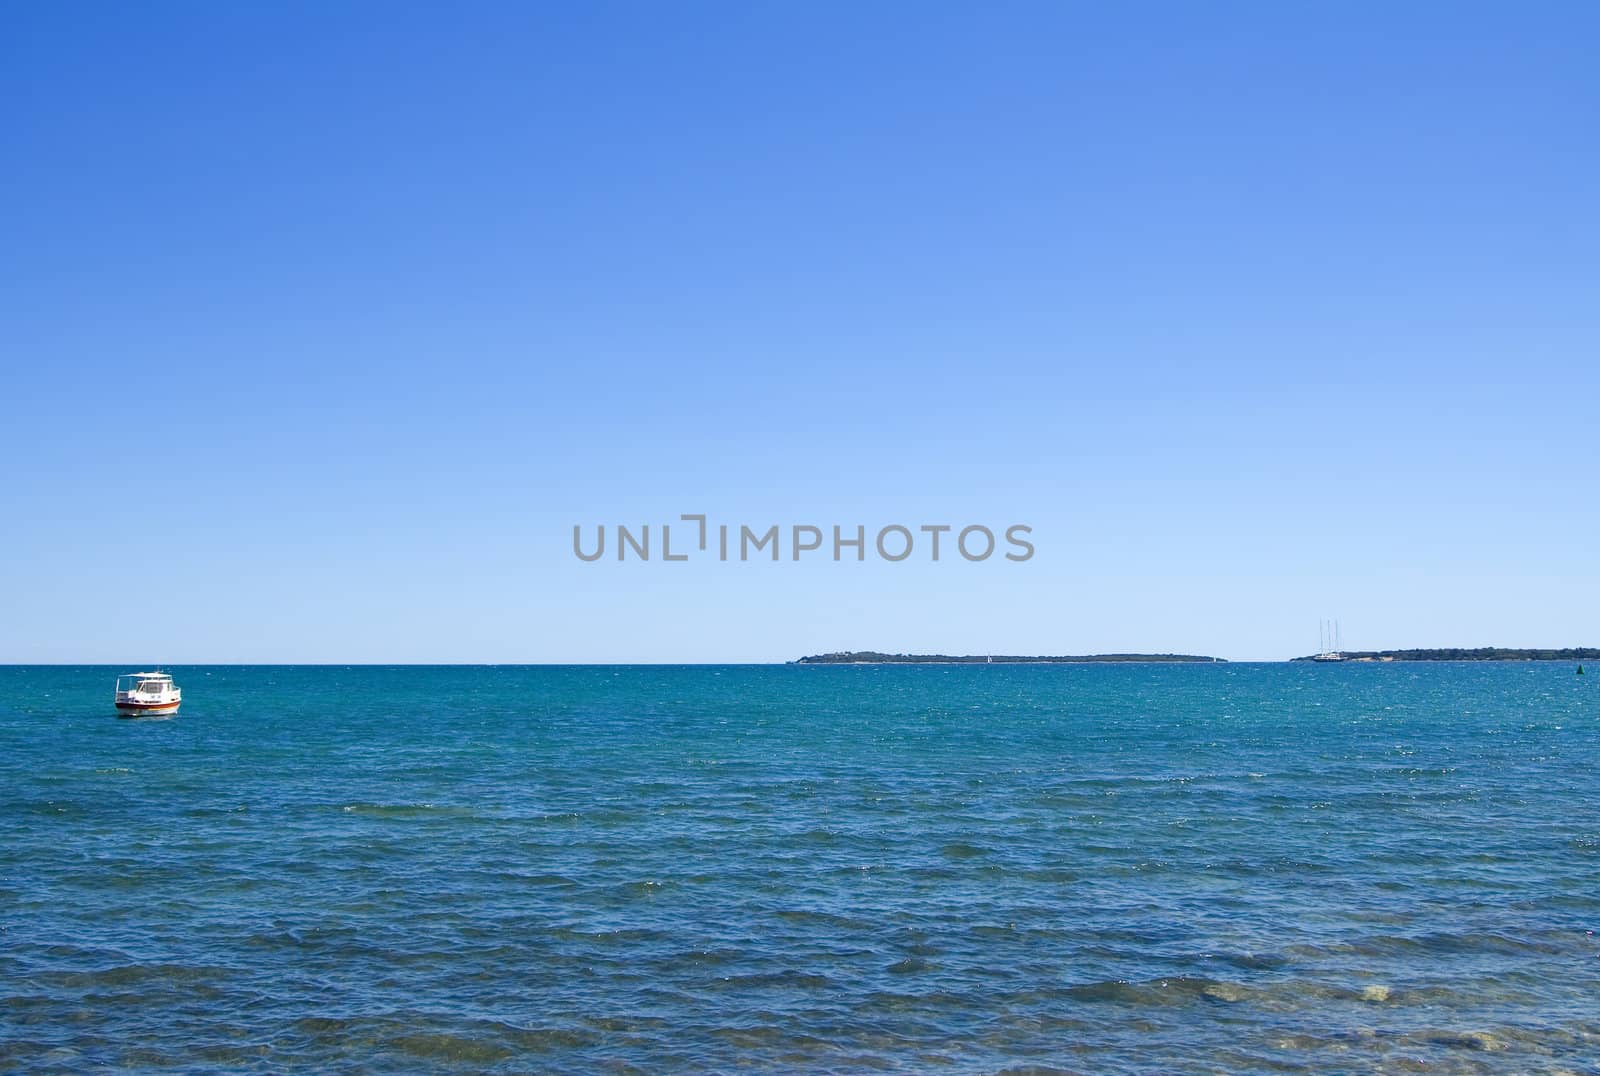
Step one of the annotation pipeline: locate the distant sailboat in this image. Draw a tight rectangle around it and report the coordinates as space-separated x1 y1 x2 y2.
1313 619 1346 662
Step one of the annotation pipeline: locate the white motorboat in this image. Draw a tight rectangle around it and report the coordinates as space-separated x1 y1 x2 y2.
114 671 182 716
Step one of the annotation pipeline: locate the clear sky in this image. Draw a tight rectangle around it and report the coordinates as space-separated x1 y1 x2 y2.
3 2 1597 662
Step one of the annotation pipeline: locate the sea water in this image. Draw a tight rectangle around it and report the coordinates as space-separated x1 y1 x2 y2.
2 663 1597 1072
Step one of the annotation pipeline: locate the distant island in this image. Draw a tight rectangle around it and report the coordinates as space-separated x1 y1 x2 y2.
1290 647 1600 662
794 651 1224 664
797 648 1598 665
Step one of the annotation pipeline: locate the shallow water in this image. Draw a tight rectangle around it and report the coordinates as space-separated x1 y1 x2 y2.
2 663 1598 1072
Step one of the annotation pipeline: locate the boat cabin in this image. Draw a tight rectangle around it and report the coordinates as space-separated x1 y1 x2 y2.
115 673 176 699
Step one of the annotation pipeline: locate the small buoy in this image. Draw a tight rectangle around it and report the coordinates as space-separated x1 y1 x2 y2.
1579 665 1586 675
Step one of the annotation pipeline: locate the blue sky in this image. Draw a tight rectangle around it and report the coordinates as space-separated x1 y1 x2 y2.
3 2 1597 662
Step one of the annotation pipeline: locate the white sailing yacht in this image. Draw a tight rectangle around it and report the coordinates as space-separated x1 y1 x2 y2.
1312 620 1346 662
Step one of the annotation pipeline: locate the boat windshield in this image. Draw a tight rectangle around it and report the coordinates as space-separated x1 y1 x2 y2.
118 675 170 692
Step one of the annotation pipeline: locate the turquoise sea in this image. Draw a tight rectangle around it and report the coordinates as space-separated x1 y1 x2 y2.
2 663 1597 1073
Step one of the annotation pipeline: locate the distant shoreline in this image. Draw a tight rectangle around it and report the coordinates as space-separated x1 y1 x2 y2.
1290 647 1600 663
793 652 1224 664
796 648 1598 665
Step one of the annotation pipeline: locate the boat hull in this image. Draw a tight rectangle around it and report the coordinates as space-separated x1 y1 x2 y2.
116 701 181 716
